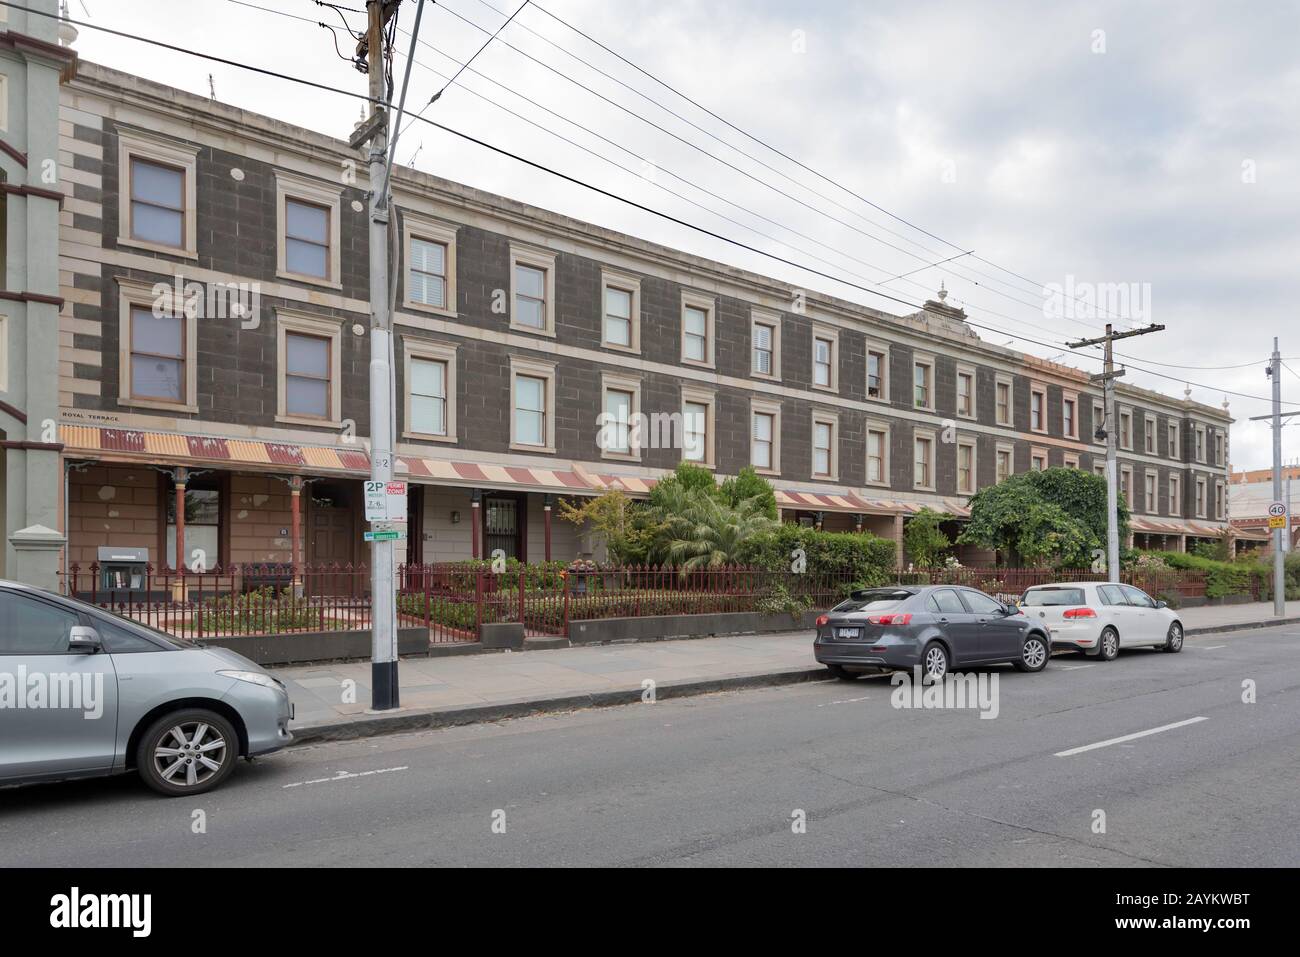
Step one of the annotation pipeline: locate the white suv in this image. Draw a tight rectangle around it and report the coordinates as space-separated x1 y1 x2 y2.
1020 582 1184 660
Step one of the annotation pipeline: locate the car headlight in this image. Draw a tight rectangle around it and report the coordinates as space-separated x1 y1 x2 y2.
217 669 282 691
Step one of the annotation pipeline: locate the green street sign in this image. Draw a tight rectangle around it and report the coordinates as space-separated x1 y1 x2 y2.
364 530 405 542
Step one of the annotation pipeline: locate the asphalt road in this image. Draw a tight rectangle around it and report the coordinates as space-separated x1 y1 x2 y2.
2 626 1298 867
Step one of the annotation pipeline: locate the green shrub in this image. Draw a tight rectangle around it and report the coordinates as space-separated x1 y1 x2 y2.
738 525 896 583
1141 550 1264 600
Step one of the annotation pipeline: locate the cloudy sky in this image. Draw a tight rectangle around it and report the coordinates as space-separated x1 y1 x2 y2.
63 0 1300 469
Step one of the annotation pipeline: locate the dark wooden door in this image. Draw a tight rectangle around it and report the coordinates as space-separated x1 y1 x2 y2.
308 481 356 593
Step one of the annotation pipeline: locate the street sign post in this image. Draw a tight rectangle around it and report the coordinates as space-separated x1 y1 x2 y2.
1268 502 1287 530
364 480 408 522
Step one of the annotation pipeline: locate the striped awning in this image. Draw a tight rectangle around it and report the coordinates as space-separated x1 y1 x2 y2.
61 424 657 496
60 424 965 514
1130 516 1233 538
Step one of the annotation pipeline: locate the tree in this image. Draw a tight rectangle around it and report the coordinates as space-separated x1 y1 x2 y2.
556 490 658 565
957 467 1127 567
718 466 778 520
649 484 778 570
647 461 718 511
903 507 952 567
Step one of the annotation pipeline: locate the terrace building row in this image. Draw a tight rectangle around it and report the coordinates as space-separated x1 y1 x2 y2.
0 49 1237 587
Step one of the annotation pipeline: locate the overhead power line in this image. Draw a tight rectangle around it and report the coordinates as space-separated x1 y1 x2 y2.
499 0 1132 324
21 0 1295 408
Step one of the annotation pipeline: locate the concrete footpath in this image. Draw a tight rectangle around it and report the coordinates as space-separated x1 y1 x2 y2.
274 600 1300 746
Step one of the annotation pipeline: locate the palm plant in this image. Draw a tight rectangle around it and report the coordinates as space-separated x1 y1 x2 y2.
649 485 779 570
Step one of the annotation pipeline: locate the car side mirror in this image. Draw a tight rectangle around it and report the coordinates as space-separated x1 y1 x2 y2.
1154 600 1168 609
68 625 102 654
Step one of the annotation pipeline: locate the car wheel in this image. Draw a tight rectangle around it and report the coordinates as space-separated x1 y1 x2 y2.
921 642 949 683
1164 621 1184 653
1098 627 1120 662
1014 633 1049 673
137 709 239 797
826 664 857 680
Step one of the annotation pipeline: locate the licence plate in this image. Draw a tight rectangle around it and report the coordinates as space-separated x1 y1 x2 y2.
835 626 861 639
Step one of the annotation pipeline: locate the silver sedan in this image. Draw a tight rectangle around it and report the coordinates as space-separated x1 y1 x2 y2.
0 581 292 796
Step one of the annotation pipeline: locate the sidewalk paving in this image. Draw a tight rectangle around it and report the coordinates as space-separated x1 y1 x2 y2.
274 600 1300 746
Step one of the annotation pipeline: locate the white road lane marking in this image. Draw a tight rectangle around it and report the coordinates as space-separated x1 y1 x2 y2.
1199 644 1227 650
818 695 870 707
1055 717 1208 757
1058 664 1095 671
282 766 409 789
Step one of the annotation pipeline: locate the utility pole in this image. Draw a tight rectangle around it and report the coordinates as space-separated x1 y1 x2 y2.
1068 322 1165 581
364 0 398 710
1270 340 1285 614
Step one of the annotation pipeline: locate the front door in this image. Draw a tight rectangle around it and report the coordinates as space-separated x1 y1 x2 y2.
483 495 525 562
0 589 120 783
308 481 357 593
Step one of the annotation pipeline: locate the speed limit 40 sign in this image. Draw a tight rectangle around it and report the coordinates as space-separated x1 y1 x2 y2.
1268 502 1288 529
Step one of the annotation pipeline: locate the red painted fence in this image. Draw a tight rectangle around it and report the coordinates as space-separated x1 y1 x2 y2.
61 561 1208 643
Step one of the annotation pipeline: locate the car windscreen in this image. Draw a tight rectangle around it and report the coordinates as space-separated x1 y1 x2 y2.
1022 588 1086 607
833 590 914 613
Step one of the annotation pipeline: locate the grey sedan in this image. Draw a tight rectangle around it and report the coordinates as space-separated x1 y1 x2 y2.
0 581 292 796
813 585 1052 680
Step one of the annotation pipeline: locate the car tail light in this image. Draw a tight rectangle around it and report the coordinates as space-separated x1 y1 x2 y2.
1063 607 1097 619
867 613 912 625
815 615 829 627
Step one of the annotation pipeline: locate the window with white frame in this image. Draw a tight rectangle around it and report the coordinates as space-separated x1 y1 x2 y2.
1169 421 1180 459
1215 481 1225 519
276 309 343 426
957 439 976 494
599 373 641 460
117 278 197 412
402 214 458 315
996 376 1013 426
275 169 342 287
681 292 715 367
403 339 457 441
1214 432 1225 466
681 386 715 466
811 325 838 392
751 310 780 379
1169 475 1181 515
996 444 1014 483
1195 476 1207 517
866 424 889 486
510 247 557 336
1093 399 1105 444
1031 448 1048 471
1119 409 1133 450
1145 415 1157 454
1144 471 1157 512
913 356 934 410
811 412 838 479
751 400 781 473
509 357 556 452
956 366 975 418
1030 384 1047 433
601 272 640 352
1064 452 1080 469
1195 424 1206 462
1063 394 1078 439
866 343 889 401
1121 466 1134 508
914 432 935 489
117 129 199 258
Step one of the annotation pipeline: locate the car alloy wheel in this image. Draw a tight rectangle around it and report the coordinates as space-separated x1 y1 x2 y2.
1020 635 1048 671
1165 622 1184 653
1099 627 1119 661
923 643 948 682
137 708 240 796
154 721 229 788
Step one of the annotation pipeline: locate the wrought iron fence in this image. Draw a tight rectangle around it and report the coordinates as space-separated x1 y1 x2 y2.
62 561 1211 643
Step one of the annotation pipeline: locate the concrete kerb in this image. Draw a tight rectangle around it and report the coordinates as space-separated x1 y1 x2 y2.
288 666 834 747
1184 615 1300 637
